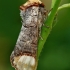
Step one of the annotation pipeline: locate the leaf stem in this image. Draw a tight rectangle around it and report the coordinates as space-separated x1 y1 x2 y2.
58 3 70 11
38 0 61 58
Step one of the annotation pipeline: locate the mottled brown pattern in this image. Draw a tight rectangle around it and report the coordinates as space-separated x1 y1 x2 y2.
10 1 47 70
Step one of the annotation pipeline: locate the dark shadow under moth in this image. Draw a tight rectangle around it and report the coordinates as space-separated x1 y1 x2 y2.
10 0 47 70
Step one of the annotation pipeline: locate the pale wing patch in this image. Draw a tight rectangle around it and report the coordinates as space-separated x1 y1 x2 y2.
24 0 42 6
13 55 36 70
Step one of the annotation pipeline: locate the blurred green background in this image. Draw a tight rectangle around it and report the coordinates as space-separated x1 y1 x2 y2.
0 0 70 70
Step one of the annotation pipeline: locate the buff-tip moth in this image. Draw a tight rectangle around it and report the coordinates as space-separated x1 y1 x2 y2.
10 0 47 70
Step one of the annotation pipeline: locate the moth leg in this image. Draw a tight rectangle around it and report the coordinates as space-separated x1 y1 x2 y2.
38 27 43 40
42 9 50 28
52 14 57 27
43 23 50 28
39 33 43 40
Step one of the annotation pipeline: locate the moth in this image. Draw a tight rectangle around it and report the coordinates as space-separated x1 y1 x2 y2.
10 0 47 70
